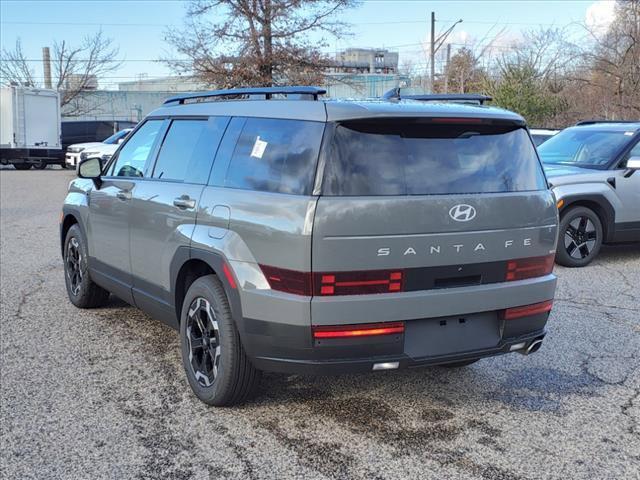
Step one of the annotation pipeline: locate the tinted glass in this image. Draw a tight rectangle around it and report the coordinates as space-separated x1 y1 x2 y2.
323 121 546 196
538 128 634 168
153 120 208 181
110 120 163 177
620 140 640 168
531 134 552 146
225 118 324 195
96 122 115 141
103 129 131 144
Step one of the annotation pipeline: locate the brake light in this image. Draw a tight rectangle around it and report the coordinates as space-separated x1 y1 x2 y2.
506 255 554 281
259 265 312 296
503 300 553 320
433 117 485 124
315 270 404 296
313 322 405 339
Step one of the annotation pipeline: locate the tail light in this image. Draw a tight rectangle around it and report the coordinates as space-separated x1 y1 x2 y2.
506 255 554 281
503 300 553 320
259 265 405 296
315 270 404 296
313 321 405 339
259 265 312 296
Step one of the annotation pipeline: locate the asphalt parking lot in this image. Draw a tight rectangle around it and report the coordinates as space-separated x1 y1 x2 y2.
1 168 639 480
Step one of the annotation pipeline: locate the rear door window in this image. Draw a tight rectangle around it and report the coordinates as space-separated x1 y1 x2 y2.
224 118 324 195
152 117 228 183
322 121 546 196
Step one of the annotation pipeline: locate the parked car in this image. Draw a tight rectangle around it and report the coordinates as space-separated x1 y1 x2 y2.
61 87 558 406
65 128 133 169
530 128 560 146
539 120 640 267
62 120 136 151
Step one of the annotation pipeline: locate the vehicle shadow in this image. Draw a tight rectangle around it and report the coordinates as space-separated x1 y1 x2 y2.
596 242 640 263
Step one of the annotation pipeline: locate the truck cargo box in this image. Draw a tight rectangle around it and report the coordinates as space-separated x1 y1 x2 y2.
1 87 61 150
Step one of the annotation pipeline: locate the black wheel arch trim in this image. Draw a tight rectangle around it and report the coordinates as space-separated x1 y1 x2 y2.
558 194 615 242
60 208 87 258
170 246 246 342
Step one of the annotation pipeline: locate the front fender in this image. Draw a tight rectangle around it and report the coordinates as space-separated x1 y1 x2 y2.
551 183 617 241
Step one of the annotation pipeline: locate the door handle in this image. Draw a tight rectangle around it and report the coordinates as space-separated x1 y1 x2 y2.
116 191 131 201
173 196 196 209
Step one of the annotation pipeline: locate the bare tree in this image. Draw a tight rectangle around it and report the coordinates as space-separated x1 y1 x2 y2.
0 31 121 113
574 0 640 118
164 0 357 88
0 39 36 87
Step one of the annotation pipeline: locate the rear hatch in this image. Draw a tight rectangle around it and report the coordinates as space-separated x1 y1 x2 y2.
311 118 557 321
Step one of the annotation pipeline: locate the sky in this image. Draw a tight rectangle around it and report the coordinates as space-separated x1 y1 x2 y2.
0 0 616 89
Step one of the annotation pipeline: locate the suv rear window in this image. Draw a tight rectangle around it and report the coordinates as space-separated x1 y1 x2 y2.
322 121 546 196
225 118 325 195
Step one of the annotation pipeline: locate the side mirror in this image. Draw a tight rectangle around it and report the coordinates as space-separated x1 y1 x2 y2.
78 157 103 188
117 138 124 144
624 156 640 178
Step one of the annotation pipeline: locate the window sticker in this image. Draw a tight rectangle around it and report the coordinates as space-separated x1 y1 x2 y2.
250 136 268 158
624 131 634 136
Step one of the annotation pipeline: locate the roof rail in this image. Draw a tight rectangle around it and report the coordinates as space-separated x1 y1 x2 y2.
382 88 492 105
575 120 640 126
164 86 327 105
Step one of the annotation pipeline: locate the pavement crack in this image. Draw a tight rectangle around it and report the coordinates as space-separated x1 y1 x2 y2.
621 388 640 436
15 263 58 319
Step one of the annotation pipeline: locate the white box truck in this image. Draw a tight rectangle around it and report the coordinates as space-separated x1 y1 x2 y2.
0 86 63 170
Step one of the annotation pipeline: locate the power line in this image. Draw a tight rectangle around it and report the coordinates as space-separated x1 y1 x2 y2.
2 20 176 27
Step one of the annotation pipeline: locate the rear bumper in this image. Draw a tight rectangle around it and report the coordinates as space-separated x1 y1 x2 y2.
242 306 552 375
235 272 556 374
251 328 546 374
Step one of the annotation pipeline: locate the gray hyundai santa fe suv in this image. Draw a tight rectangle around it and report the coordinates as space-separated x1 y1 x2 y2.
61 87 558 406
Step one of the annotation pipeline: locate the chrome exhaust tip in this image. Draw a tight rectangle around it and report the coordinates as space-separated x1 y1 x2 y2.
518 338 544 355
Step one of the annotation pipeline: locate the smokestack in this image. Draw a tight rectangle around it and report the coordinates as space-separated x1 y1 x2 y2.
42 47 52 89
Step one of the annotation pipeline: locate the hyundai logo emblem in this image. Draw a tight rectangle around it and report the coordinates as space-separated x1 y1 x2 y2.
449 204 477 222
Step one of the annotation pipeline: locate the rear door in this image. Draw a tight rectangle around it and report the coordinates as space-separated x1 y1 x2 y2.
129 117 229 324
312 119 557 317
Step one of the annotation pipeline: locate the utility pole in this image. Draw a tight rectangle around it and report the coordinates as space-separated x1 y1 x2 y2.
430 12 435 93
444 43 451 93
429 13 462 93
42 47 52 90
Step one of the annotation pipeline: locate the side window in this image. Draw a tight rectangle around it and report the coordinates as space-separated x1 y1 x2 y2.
621 140 640 168
152 117 228 183
109 120 164 178
224 118 324 195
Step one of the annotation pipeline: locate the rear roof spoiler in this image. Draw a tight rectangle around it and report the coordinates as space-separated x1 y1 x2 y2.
382 88 492 105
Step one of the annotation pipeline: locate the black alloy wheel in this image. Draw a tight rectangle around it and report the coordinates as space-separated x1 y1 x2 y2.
555 206 603 267
65 236 84 296
63 224 110 307
185 297 221 388
180 275 261 406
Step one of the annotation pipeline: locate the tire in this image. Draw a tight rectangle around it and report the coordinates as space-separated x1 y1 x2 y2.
33 159 48 170
180 275 261 406
555 206 603 267
440 359 479 368
63 224 110 308
12 163 32 170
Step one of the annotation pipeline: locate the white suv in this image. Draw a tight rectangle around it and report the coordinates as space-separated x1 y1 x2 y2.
65 128 133 169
